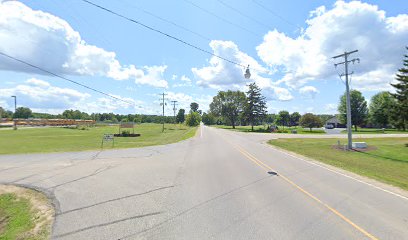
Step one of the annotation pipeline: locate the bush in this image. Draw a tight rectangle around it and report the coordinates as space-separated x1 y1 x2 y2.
185 112 201 127
122 130 131 135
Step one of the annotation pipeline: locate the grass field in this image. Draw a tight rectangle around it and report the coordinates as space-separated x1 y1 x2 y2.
0 193 34 239
341 128 407 134
0 185 53 240
214 125 326 134
0 124 197 154
268 137 408 190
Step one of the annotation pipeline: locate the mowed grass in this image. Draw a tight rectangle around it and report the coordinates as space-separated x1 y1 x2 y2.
214 125 325 134
0 193 34 239
268 138 408 190
0 124 197 154
341 128 407 134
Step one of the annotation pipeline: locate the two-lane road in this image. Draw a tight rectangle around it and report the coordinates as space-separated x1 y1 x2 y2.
0 126 407 239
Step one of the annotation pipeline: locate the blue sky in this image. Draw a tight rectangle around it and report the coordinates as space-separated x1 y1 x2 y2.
0 0 407 115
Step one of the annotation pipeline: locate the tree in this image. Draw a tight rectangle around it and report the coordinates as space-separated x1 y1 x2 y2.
209 91 246 129
369 91 395 128
390 47 408 131
13 107 33 119
190 102 199 113
0 107 12 118
300 113 323 131
338 90 368 131
277 111 290 129
244 82 267 131
202 112 216 125
176 109 185 123
290 112 301 127
185 112 201 126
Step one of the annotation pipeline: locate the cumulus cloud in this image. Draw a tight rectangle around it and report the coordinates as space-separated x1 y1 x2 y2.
0 1 167 88
299 86 319 99
173 75 192 88
257 1 408 91
0 78 90 111
192 40 292 101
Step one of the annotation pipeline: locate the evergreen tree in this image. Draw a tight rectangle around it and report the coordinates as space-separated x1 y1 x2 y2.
244 83 267 131
390 47 408 131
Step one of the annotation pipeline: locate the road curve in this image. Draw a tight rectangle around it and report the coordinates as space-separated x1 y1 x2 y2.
0 126 407 239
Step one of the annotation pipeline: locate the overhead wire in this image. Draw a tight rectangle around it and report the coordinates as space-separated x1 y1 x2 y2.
80 0 247 68
216 0 272 30
182 0 262 37
251 0 300 29
0 51 135 105
119 0 211 41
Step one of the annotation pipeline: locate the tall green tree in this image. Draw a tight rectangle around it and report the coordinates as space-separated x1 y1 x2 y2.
176 109 185 123
244 82 267 131
300 113 323 131
202 112 216 125
185 112 201 127
277 110 290 129
209 90 246 129
290 112 301 127
190 102 199 113
338 90 368 131
390 47 408 131
369 91 395 128
13 107 33 119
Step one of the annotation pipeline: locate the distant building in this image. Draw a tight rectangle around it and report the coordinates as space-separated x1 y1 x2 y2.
325 116 345 128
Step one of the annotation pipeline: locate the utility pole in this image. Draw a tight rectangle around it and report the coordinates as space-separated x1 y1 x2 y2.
170 100 178 124
11 95 17 130
159 92 168 132
332 50 360 150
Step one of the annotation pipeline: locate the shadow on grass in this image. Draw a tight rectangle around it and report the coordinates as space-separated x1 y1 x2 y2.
353 149 408 163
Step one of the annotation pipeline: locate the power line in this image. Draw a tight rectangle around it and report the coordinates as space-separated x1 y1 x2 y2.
251 0 300 29
216 0 272 30
120 0 211 41
81 0 246 68
0 51 134 105
182 0 261 37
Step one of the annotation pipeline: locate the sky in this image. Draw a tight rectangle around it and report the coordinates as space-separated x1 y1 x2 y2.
0 0 407 116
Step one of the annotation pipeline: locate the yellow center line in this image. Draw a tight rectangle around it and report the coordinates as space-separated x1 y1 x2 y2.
220 133 378 240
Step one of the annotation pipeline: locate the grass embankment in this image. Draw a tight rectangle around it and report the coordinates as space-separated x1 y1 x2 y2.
0 185 53 240
214 125 325 134
269 138 408 190
0 123 197 154
341 128 407 134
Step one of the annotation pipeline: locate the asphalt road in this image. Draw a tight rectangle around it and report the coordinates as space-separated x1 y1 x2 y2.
0 126 407 239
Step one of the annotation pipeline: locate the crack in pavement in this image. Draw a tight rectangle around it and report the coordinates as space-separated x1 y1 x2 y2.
58 185 175 216
47 165 115 190
54 212 162 239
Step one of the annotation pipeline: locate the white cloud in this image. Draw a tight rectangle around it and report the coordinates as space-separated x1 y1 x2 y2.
192 40 292 101
134 65 168 88
299 86 319 99
173 75 192 88
0 1 168 88
0 78 90 111
257 1 408 91
325 103 338 114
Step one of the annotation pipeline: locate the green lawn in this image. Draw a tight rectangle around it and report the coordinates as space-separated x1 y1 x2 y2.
341 128 407 134
0 124 197 154
214 125 325 134
268 138 408 190
0 193 35 239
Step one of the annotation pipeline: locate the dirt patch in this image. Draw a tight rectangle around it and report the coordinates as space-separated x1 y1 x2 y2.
332 144 378 152
0 185 54 239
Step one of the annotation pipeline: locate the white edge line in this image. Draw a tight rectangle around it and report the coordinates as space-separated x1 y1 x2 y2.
269 144 408 201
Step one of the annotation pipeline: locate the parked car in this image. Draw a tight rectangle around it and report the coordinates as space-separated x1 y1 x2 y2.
325 124 334 129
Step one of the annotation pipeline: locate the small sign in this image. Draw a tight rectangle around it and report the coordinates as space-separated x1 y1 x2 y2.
120 123 134 129
103 134 114 141
101 134 114 148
